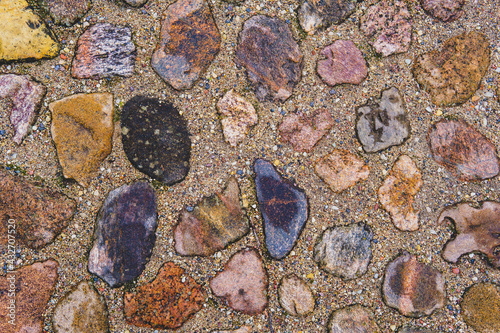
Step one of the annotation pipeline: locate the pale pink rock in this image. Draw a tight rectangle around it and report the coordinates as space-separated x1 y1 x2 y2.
217 90 258 146
278 274 314 316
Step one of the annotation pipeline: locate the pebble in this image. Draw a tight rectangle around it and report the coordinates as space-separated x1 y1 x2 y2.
217 90 258 146
420 0 465 22
212 326 252 333
461 283 500 332
123 0 148 7
278 274 315 316
399 327 437 333
298 0 357 34
327 305 380 332
43 0 92 26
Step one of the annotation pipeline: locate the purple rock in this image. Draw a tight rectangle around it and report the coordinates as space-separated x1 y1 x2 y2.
420 0 465 22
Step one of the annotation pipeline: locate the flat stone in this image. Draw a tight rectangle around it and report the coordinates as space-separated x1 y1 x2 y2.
123 0 148 7
327 305 379 332
356 87 410 153
174 177 249 256
124 262 205 329
43 0 92 26
217 90 258 146
317 40 368 86
210 247 268 315
279 108 334 152
461 283 500 333
428 118 499 181
298 0 357 34
314 223 373 279
378 155 422 231
0 74 46 144
88 181 157 287
420 0 465 22
235 15 302 101
278 274 315 316
121 96 191 185
212 326 252 333
151 0 220 90
383 251 445 317
72 23 136 79
50 93 114 187
412 32 490 106
399 327 437 333
254 159 308 260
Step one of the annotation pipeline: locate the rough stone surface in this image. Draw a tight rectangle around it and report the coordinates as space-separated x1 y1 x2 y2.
327 305 379 333
235 15 302 101
420 0 465 22
123 0 148 7
278 274 315 316
298 0 357 34
461 283 500 333
121 96 191 185
212 326 252 333
151 0 220 90
217 90 258 146
43 0 92 26
399 327 437 333
88 181 157 287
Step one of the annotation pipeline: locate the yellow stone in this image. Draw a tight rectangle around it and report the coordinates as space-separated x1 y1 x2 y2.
306 273 314 279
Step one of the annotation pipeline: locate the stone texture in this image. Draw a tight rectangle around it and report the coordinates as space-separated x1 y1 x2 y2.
88 181 157 287
124 262 205 330
123 0 148 7
278 274 314 316
254 159 309 260
399 327 437 333
49 93 114 187
412 32 490 106
151 0 220 90
217 90 258 146
210 247 268 315
121 96 191 185
298 0 357 34
378 155 422 231
327 305 379 333
43 0 92 26
428 118 499 181
420 0 465 22
235 15 302 102
212 326 252 333
461 283 500 333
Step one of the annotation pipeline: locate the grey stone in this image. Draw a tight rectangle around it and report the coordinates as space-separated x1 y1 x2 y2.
123 0 147 7
43 0 92 26
298 0 357 34
327 305 379 332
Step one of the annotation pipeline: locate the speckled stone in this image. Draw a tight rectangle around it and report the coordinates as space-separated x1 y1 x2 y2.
420 0 465 22
327 305 379 332
278 274 315 316
123 0 147 7
43 0 92 26
212 326 252 333
217 90 258 146
298 0 357 34
461 283 500 333
398 327 437 333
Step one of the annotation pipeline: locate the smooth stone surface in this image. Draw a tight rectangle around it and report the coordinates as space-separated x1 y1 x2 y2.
278 274 315 316
420 0 465 22
298 0 357 34
254 159 309 259
123 0 148 7
43 0 92 26
88 181 157 287
461 283 500 333
217 90 258 146
327 305 379 332
121 96 191 185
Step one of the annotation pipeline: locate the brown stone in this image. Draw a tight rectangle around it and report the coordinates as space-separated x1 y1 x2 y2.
212 326 252 333
217 90 258 146
461 283 500 333
278 274 315 316
43 0 92 26
327 305 379 332
420 0 465 22
298 0 357 34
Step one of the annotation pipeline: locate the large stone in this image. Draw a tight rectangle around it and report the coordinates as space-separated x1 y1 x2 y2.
151 0 220 90
278 274 315 316
461 283 500 333
43 0 92 26
88 181 157 287
236 15 302 102
420 0 465 22
327 305 379 333
298 0 357 34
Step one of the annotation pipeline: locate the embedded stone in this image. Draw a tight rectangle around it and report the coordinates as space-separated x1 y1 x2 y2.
43 0 92 26
278 274 315 316
123 0 147 7
217 90 258 146
420 0 465 22
327 305 379 332
461 283 500 333
399 327 437 333
212 327 252 333
298 0 357 34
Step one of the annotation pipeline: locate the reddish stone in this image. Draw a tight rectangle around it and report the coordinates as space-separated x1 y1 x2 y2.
420 0 465 22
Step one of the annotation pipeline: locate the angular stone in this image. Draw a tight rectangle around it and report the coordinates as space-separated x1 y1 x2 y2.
420 0 465 22
360 0 412 57
72 23 136 79
124 262 205 329
298 0 357 34
52 281 109 333
461 283 500 333
174 177 249 256
278 274 314 316
88 181 157 287
0 74 46 144
123 0 147 7
383 252 445 317
314 149 370 193
356 87 410 153
151 0 220 90
378 155 422 231
399 327 437 333
217 90 258 146
327 305 379 332
317 40 368 86
428 118 499 181
236 15 302 102
279 109 334 152
254 159 308 260
121 96 191 185
314 223 373 279
43 0 92 26
210 247 268 315
412 32 490 106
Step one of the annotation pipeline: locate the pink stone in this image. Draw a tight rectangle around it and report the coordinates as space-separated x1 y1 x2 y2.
217 90 258 146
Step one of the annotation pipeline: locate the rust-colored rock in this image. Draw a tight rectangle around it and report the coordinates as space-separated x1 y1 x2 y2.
461 283 500 333
217 90 258 146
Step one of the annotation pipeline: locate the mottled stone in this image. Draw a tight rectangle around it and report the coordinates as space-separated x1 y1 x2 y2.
236 15 302 101
254 159 308 260
43 0 92 26
327 305 379 333
298 0 357 34
210 247 268 315
212 326 252 333
50 93 114 187
0 74 46 144
461 283 500 333
428 118 499 181
412 32 490 106
420 0 465 22
278 274 314 316
399 327 437 333
123 0 147 7
383 252 445 317
121 96 191 185
151 0 220 90
124 262 205 329
217 90 258 146
88 181 157 287
378 155 422 231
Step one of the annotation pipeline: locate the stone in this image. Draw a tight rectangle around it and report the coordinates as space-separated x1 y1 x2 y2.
210 247 268 315
52 281 109 333
43 0 92 26
123 0 148 7
0 74 46 144
314 223 373 279
360 0 412 57
88 181 157 287
278 274 314 316
254 159 309 260
327 305 379 333
314 149 370 193
216 90 258 146
0 169 76 250
412 32 490 106
378 155 422 231
72 23 136 79
428 118 499 181
151 0 220 90
235 15 302 101
279 108 334 152
0 0 60 62
420 0 465 22
124 262 205 329
298 0 357 34
212 327 252 333
174 177 249 256
317 40 368 86
356 87 410 153
0 260 58 333
383 252 445 317
461 283 500 333
121 96 191 185
399 327 437 333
